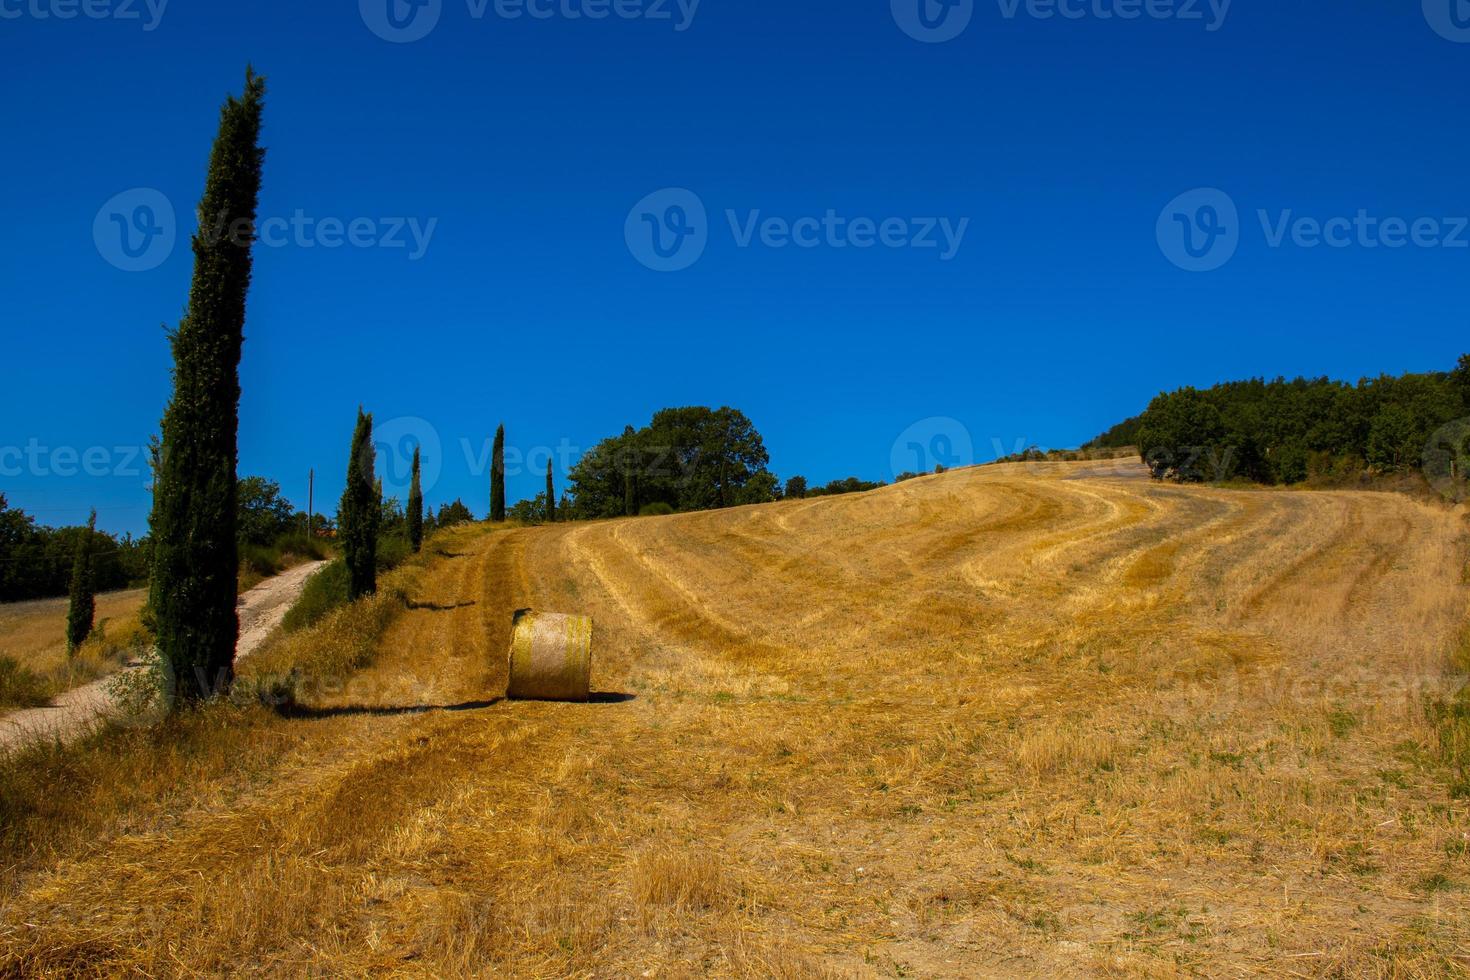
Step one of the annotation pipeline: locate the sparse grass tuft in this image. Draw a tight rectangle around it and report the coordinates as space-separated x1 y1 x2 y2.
0 656 51 709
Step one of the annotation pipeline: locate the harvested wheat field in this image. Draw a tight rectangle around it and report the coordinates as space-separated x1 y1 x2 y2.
2 459 1468 976
0 589 145 677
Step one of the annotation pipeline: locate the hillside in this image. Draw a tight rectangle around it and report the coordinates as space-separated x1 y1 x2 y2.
2 460 1467 975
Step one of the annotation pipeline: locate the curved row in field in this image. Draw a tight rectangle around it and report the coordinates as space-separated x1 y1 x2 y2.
2 460 1465 977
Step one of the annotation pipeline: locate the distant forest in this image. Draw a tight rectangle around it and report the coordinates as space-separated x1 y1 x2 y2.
0 494 149 602
1089 355 1470 487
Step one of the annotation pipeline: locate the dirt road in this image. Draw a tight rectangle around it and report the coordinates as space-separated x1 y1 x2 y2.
0 560 327 751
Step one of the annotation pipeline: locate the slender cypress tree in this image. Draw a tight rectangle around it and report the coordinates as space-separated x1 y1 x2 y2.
149 69 266 705
341 409 378 600
66 510 97 654
546 460 556 522
490 424 506 522
407 446 424 553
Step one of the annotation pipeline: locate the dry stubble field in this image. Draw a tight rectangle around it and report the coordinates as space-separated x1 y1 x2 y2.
1 459 1468 976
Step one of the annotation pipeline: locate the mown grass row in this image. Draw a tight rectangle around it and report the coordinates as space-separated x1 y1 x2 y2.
1431 625 1470 799
0 531 441 878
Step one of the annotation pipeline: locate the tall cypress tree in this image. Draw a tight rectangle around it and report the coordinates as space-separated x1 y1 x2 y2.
490 424 506 522
66 510 97 654
407 446 424 553
341 409 379 600
546 460 556 522
149 69 266 705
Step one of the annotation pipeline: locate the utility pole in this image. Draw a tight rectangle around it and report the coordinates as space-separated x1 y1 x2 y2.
307 468 314 539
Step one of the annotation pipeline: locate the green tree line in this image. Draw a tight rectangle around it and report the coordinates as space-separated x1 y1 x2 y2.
1089 355 1470 486
0 494 149 602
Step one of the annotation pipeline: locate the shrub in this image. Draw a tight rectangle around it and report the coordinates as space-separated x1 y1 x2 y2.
376 531 411 573
639 502 675 517
281 560 350 634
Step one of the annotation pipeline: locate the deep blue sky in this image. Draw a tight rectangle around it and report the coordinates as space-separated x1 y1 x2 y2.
2 0 1467 536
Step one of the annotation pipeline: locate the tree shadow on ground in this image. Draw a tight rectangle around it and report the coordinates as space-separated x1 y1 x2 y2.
275 698 502 719
404 599 477 612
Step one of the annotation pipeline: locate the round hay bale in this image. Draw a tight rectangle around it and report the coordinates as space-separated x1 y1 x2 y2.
506 609 593 702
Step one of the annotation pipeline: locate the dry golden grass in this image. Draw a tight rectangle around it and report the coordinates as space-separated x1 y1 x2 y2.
1 463 1468 977
0 588 146 675
0 589 148 706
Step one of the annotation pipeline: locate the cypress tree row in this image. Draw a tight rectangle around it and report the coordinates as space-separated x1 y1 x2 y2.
341 409 379 600
149 69 266 705
65 510 97 654
546 460 555 522
407 446 424 553
490 424 506 522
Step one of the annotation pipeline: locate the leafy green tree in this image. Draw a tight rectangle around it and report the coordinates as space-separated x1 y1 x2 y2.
149 69 266 705
237 476 294 546
546 460 556 522
437 499 475 527
65 510 97 654
784 476 807 499
570 409 777 518
407 446 424 553
737 470 781 505
1367 405 1419 471
340 409 378 600
490 424 506 522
